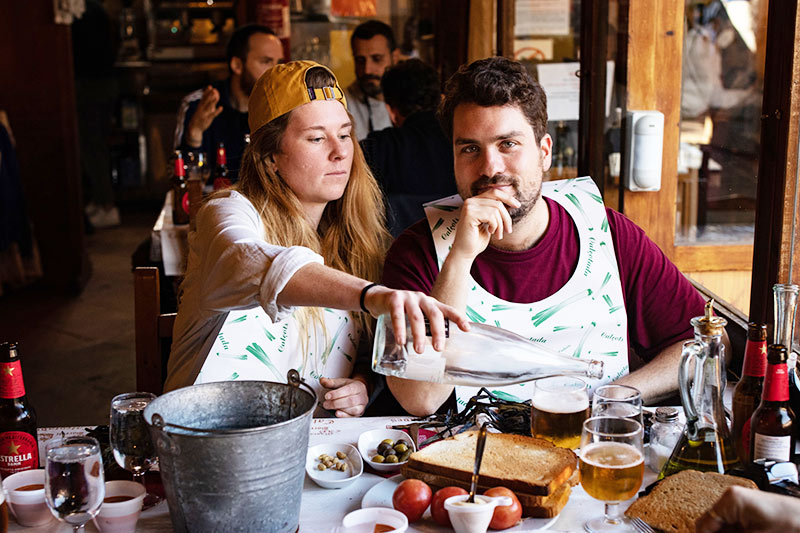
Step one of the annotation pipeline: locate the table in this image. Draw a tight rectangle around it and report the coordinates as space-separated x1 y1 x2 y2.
11 417 659 532
150 191 189 277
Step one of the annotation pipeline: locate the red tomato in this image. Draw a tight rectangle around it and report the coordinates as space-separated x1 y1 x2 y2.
392 479 432 523
484 486 523 530
430 486 468 526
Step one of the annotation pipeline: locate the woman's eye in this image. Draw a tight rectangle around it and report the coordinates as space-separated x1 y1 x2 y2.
309 137 324 143
339 134 350 140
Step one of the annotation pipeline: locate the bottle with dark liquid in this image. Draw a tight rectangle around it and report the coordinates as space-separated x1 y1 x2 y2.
732 322 768 462
750 344 795 462
0 342 39 478
172 151 190 225
659 301 739 478
212 142 232 191
773 284 800 449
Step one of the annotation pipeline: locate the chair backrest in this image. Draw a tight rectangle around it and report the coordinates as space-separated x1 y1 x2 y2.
134 267 176 395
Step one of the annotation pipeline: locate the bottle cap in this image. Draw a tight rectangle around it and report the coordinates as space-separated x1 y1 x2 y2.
690 299 727 336
654 406 679 423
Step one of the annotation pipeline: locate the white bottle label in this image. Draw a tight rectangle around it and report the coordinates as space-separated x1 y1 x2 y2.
753 433 792 461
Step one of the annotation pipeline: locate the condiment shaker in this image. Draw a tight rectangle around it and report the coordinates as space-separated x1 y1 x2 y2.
648 407 681 472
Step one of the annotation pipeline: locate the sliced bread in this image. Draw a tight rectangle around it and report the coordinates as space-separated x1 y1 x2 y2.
407 431 577 496
624 470 758 533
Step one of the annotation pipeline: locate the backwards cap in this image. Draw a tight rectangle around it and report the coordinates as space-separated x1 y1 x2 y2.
248 60 347 133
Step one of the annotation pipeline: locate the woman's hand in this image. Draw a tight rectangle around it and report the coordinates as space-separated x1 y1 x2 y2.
695 486 800 533
319 377 369 417
364 286 470 354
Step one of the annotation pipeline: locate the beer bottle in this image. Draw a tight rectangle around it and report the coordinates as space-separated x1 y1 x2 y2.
212 142 232 191
732 323 767 462
172 150 190 225
0 342 39 477
750 344 796 462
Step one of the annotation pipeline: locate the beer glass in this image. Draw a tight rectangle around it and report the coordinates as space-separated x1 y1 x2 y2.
531 376 590 448
44 436 105 531
110 392 162 509
591 384 643 427
579 417 644 532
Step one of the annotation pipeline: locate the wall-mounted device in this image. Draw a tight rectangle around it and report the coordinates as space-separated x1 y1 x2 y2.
624 110 664 191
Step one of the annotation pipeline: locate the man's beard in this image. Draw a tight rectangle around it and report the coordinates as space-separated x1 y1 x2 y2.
358 75 382 98
466 174 541 223
240 70 257 96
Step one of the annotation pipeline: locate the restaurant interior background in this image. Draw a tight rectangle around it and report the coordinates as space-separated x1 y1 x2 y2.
0 0 798 425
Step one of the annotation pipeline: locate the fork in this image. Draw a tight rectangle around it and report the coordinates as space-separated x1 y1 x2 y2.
630 517 657 533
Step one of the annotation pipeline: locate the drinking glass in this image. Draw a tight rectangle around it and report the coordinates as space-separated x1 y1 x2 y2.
531 376 590 448
579 416 645 532
591 384 643 426
110 392 162 509
44 436 105 531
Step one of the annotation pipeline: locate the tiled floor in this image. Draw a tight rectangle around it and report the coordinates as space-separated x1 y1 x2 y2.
0 213 155 427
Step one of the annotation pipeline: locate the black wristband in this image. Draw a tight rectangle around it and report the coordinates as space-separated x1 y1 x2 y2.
359 283 381 314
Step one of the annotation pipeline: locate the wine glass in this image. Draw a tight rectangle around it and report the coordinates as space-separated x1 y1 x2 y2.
591 384 643 426
110 392 162 509
530 376 590 449
44 436 105 531
579 416 645 532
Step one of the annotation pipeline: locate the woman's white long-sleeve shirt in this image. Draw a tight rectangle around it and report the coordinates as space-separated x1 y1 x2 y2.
164 190 324 391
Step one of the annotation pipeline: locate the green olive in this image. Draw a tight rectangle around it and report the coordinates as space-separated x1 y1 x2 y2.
371 455 385 463
385 454 399 463
398 449 412 462
396 439 410 448
393 443 409 454
380 438 394 446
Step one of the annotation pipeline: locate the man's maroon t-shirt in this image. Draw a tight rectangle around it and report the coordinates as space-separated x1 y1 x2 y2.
382 197 705 366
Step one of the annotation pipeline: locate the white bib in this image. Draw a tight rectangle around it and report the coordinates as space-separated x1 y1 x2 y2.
195 307 361 417
424 177 629 409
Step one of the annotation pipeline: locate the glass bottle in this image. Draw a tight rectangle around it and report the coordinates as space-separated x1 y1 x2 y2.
648 407 681 472
0 342 38 477
732 322 768 462
171 150 190 225
659 300 739 478
371 315 604 386
773 283 800 448
212 142 231 191
750 344 795 462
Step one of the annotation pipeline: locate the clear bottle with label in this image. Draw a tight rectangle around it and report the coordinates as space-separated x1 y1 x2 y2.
371 315 604 386
750 344 795 463
0 342 38 477
648 407 682 472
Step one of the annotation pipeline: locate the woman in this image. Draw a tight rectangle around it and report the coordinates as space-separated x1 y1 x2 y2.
165 61 466 416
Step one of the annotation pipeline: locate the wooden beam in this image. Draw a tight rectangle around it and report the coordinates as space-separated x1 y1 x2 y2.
674 245 753 272
622 0 684 259
468 0 496 62
496 0 515 58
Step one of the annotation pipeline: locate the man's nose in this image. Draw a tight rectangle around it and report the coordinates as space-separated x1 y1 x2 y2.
479 148 504 178
365 60 382 77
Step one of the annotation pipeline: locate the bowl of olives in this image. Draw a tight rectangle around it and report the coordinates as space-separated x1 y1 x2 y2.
357 429 417 473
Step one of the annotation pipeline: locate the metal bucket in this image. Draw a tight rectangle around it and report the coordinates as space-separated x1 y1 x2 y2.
143 371 316 532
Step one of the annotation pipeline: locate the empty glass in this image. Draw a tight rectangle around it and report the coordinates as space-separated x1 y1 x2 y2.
44 436 105 530
592 384 643 427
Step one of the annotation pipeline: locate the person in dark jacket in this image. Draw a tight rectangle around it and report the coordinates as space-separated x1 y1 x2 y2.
360 59 457 236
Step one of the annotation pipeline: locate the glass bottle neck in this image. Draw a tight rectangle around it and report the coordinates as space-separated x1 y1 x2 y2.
762 361 790 403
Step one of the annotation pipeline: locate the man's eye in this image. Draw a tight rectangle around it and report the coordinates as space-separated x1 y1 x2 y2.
461 145 478 154
371 55 384 62
501 140 517 149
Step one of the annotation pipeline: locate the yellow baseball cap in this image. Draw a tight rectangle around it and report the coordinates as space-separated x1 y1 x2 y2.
248 60 347 133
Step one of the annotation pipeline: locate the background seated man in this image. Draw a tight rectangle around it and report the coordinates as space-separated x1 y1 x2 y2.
361 59 457 236
381 57 710 416
174 24 283 183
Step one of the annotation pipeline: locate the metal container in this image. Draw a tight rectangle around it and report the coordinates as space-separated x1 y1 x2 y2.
143 373 316 532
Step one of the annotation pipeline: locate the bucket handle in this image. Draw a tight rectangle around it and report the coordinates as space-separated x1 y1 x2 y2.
150 371 317 435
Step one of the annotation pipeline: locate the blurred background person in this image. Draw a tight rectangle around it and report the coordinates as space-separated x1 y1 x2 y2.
361 59 456 236
346 20 396 140
173 24 283 184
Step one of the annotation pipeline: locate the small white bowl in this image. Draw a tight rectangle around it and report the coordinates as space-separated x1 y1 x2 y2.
92 480 146 533
2 469 52 527
444 494 513 533
306 443 363 489
357 429 416 473
341 507 408 533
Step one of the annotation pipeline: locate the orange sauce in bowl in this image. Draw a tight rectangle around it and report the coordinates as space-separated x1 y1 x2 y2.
373 524 394 533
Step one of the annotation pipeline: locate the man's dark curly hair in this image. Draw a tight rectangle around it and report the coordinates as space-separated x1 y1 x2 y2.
438 57 548 143
381 59 441 119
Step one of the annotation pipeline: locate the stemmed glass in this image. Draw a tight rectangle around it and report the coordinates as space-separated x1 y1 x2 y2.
531 376 590 449
44 436 105 530
591 384 643 426
110 392 162 509
579 416 645 533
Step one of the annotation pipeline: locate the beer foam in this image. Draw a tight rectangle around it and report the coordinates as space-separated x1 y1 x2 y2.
580 441 643 469
532 393 589 413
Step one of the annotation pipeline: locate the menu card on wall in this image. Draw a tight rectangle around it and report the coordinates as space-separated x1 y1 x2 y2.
516 0 570 36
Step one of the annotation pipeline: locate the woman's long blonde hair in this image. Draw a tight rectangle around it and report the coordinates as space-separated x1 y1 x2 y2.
235 66 390 363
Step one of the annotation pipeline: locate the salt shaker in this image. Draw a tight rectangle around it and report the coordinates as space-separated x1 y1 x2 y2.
648 407 681 472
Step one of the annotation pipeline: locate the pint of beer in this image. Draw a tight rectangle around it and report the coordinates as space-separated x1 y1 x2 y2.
531 377 589 449
579 441 645 502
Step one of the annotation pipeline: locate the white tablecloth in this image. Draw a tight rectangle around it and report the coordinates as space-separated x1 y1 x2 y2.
150 190 189 277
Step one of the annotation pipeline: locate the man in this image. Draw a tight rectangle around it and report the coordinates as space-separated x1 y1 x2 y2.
346 20 396 140
361 59 457 236
382 57 708 416
174 24 283 182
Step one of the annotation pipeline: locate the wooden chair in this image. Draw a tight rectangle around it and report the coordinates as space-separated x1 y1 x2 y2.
134 267 176 395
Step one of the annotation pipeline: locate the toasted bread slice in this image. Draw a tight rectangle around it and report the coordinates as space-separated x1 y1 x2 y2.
624 470 758 533
407 431 577 496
